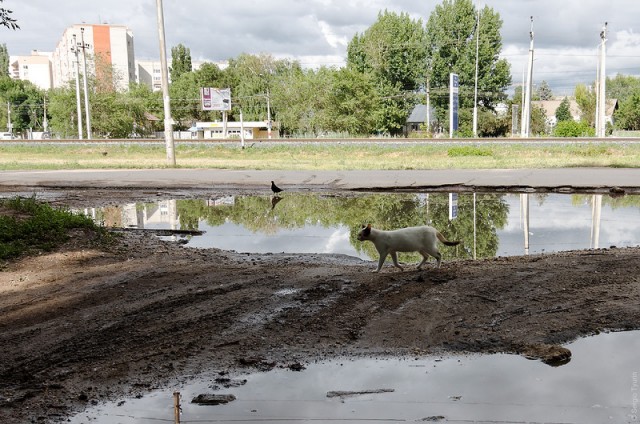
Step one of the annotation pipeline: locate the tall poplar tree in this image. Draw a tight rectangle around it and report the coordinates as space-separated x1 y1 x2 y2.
425 0 511 113
170 44 192 81
347 10 428 135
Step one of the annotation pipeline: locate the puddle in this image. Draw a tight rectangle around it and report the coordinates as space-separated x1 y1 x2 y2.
70 330 640 424
83 192 640 259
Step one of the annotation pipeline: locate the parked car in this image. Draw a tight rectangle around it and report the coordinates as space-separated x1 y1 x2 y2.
0 132 14 140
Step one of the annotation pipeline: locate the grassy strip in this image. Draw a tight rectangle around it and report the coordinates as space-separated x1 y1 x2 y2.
0 196 103 261
1 142 640 170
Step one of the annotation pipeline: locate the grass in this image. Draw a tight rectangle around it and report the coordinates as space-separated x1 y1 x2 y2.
0 196 105 261
1 141 640 171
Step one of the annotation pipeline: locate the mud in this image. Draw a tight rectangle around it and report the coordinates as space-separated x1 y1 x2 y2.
1 187 639 423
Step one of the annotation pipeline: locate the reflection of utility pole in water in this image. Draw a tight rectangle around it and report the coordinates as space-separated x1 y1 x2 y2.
520 193 530 254
473 193 477 260
591 194 602 248
168 199 178 242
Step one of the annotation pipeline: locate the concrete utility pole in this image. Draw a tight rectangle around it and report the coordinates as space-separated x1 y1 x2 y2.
80 28 92 139
472 9 480 137
156 0 176 166
596 22 607 138
71 34 83 140
521 17 534 138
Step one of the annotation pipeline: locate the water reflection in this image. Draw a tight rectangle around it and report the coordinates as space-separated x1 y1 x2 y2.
70 330 640 424
84 192 640 260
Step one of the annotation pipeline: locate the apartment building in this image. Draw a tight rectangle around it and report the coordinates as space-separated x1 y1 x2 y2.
52 23 136 91
9 50 53 90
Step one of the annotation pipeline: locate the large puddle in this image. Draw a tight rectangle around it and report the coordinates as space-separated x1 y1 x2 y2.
70 330 640 424
84 192 640 259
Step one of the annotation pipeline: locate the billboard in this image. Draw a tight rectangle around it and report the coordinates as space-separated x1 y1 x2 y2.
201 88 231 111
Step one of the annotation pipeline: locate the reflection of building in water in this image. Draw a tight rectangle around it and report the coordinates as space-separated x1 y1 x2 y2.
207 196 235 207
121 200 178 229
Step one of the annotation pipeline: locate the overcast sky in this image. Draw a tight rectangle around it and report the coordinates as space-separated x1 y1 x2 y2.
4 0 640 95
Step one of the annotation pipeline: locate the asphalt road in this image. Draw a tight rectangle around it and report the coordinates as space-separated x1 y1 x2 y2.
1 168 639 193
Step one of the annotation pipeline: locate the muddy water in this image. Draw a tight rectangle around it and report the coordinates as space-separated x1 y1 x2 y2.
70 330 640 424
84 192 640 259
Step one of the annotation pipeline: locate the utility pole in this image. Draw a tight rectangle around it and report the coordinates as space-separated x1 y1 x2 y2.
71 34 83 140
597 22 607 138
472 9 480 137
43 96 48 133
426 78 431 134
266 88 272 139
156 0 176 166
80 28 92 139
521 17 534 138
6 101 11 134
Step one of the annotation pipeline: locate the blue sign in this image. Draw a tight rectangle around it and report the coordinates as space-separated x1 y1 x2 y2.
449 73 459 137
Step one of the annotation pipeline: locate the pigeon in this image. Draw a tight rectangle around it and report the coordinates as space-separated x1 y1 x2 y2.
271 181 283 194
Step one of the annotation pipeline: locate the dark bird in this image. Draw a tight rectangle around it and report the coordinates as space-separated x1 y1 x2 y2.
271 195 283 210
271 181 283 194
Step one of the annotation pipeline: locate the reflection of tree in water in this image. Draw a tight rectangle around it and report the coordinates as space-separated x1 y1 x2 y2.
173 193 509 260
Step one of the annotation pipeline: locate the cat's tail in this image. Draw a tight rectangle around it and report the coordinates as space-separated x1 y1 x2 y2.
437 232 460 246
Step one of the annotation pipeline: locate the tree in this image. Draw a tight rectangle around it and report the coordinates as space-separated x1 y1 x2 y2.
425 0 511 115
0 0 19 30
555 97 572 122
614 92 640 130
170 44 192 81
574 83 596 126
0 43 8 76
347 10 428 135
0 76 45 134
536 80 553 101
606 74 640 104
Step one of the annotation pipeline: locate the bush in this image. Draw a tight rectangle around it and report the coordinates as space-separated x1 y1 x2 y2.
553 120 595 137
0 196 100 260
447 146 493 157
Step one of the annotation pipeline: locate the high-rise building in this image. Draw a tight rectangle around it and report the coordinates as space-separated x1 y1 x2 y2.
9 50 53 90
52 23 135 91
136 60 163 92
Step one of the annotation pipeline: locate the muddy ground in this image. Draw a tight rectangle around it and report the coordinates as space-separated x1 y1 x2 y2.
1 187 639 423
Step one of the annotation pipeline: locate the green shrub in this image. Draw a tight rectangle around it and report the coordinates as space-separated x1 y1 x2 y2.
553 120 596 137
447 146 493 157
0 196 100 260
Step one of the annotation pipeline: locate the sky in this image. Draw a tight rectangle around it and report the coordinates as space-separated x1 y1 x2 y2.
3 0 640 95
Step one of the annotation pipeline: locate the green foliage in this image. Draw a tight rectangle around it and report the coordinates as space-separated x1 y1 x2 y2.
553 120 596 137
607 74 640 104
614 92 640 131
574 83 596 126
0 75 46 133
347 10 427 135
555 97 572 122
0 196 99 260
425 0 511 115
447 146 493 157
535 80 553 101
0 43 8 77
0 0 19 30
170 44 192 81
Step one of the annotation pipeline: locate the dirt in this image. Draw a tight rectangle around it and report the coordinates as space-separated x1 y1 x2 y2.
1 187 640 423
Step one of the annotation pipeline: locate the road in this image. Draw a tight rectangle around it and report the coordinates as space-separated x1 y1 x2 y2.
1 168 639 193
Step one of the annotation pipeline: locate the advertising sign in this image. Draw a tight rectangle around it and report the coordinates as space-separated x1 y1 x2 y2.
201 88 231 111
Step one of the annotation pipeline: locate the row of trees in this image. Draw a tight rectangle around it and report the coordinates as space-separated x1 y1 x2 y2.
2 0 640 138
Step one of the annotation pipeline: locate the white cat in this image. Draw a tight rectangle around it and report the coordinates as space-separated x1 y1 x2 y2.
357 224 460 273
